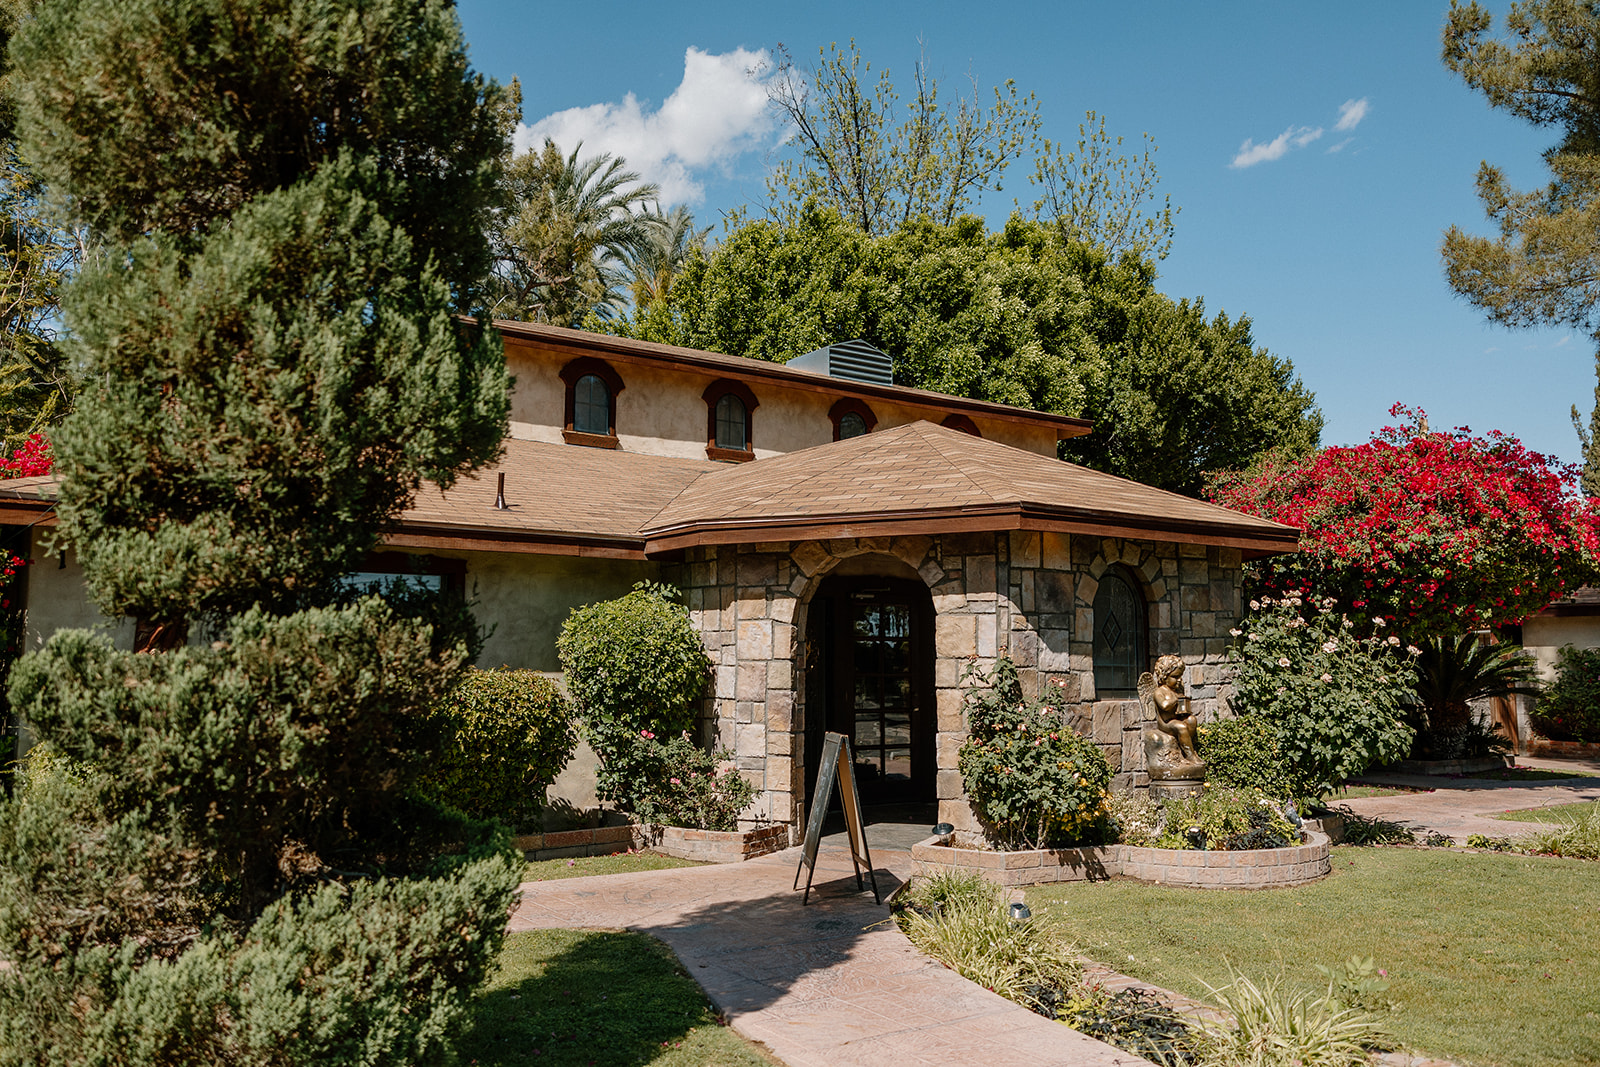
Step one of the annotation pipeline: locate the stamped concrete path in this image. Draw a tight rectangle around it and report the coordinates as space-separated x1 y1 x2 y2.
1337 756 1600 843
508 836 1150 1067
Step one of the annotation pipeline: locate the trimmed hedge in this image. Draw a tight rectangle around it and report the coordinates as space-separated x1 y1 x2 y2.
420 669 576 832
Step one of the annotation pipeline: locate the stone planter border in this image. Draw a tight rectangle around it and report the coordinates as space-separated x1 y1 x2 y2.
910 830 1331 890
511 823 791 864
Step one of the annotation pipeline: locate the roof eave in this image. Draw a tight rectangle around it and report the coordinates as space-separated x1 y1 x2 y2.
641 502 1301 557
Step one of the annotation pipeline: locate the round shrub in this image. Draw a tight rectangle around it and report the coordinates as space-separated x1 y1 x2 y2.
956 657 1112 850
557 581 712 810
1531 644 1600 742
419 668 576 832
1198 715 1309 801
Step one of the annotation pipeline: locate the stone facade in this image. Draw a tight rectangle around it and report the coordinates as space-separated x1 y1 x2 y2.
668 531 1244 840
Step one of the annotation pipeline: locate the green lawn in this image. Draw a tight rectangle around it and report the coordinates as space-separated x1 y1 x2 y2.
1327 783 1428 800
1496 800 1600 824
1469 767 1598 781
460 929 779 1067
1026 847 1600 1067
521 851 705 883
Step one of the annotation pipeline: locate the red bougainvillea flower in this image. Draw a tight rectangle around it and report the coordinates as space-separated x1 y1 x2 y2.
1207 404 1598 640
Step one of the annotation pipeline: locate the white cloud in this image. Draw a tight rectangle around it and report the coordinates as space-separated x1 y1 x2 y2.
1230 97 1372 169
1335 97 1370 132
1230 125 1323 168
516 47 778 205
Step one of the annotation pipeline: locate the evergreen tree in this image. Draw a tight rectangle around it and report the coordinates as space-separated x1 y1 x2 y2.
0 1 517 1063
1441 0 1600 488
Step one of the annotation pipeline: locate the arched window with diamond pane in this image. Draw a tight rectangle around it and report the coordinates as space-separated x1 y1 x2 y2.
1092 566 1146 696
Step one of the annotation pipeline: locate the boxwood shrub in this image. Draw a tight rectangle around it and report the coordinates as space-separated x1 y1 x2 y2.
420 668 576 832
1198 715 1308 801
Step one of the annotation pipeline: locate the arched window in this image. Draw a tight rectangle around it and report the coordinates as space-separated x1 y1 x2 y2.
941 413 981 437
715 393 747 449
559 357 624 447
703 379 759 461
1092 566 1147 696
829 397 878 441
573 374 609 435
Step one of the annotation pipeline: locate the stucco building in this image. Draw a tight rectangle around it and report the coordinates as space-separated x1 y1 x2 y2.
0 322 1298 838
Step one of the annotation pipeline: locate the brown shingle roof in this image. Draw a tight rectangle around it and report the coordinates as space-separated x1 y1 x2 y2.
639 421 1299 554
0 426 1299 557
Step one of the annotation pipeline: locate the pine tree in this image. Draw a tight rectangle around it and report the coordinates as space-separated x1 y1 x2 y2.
0 1 517 1063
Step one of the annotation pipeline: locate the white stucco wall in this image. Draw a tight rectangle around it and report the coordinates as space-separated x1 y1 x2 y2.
22 530 136 654
1521 614 1600 682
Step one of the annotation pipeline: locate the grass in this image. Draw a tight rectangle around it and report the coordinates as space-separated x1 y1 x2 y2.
459 929 779 1067
520 850 704 882
1496 800 1600 824
1025 847 1600 1067
1463 767 1598 782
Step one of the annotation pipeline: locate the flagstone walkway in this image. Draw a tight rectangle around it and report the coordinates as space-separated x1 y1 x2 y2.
1338 759 1600 842
508 837 1150 1067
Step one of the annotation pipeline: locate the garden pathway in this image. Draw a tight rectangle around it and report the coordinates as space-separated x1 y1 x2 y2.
508 831 1151 1067
1338 759 1600 843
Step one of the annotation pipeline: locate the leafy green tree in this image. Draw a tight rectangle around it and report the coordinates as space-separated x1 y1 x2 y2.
625 208 1319 494
1441 0 1600 487
0 0 76 447
489 138 659 325
1027 109 1177 263
766 40 1040 236
0 0 517 1062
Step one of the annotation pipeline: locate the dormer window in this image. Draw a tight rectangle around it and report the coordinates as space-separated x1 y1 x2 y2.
703 379 758 462
560 357 624 448
829 398 878 441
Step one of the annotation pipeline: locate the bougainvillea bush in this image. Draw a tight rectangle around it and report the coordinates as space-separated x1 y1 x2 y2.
956 657 1112 849
1228 593 1417 799
0 432 51 477
1208 405 1599 641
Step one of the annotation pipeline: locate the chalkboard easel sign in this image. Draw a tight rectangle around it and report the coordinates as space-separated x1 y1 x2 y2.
793 731 880 905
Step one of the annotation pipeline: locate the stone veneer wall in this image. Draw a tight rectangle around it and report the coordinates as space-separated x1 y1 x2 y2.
667 532 1242 839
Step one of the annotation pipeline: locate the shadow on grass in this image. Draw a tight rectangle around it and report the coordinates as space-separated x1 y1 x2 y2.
459 928 773 1067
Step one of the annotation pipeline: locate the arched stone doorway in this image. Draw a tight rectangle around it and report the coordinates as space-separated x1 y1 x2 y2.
802 558 936 806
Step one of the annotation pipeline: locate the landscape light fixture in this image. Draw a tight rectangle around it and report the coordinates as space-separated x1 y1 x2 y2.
1007 902 1032 921
931 822 954 838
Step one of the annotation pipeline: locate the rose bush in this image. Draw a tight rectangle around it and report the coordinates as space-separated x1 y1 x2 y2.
1228 592 1417 799
956 657 1112 849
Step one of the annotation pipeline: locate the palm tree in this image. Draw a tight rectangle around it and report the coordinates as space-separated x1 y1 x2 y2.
1410 634 1541 757
622 204 712 311
488 139 659 326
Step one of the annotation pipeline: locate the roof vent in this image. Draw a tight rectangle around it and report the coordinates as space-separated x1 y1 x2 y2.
788 339 893 386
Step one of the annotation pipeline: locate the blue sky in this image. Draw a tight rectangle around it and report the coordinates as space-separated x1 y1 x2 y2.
456 1 1587 466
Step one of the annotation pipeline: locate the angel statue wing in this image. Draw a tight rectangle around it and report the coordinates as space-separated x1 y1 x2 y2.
1136 672 1157 717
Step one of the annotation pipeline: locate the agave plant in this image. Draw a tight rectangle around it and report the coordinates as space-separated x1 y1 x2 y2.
1409 634 1540 751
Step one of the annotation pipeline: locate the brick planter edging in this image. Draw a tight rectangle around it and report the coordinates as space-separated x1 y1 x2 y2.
511 822 791 864
910 831 1332 890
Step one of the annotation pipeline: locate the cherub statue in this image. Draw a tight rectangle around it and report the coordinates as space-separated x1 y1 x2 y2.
1138 654 1205 780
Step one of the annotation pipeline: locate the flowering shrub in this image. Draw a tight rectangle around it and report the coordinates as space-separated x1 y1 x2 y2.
1208 405 1598 641
558 581 712 809
1530 644 1600 742
956 657 1112 849
1153 786 1301 851
1105 789 1162 847
0 432 51 477
622 730 755 831
1229 592 1416 798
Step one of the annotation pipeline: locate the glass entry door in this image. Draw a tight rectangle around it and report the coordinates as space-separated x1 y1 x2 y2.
805 576 934 806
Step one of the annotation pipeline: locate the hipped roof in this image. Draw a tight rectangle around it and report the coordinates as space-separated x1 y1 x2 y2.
0 423 1299 559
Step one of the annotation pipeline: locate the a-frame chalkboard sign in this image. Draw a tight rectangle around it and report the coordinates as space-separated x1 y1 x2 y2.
793 731 880 905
